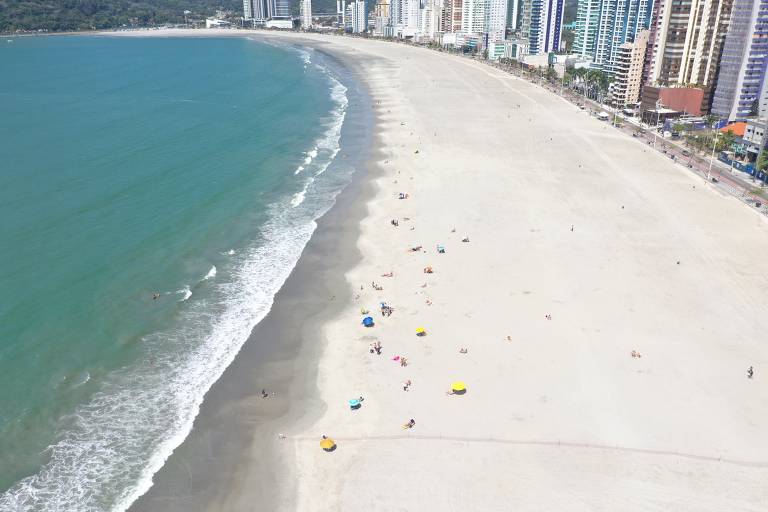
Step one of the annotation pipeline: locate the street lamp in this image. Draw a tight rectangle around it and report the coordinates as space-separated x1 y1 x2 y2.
708 131 722 181
652 99 663 150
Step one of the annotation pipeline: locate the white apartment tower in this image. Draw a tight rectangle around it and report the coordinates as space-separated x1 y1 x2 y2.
462 0 487 34
301 0 313 28
486 0 510 42
346 0 368 32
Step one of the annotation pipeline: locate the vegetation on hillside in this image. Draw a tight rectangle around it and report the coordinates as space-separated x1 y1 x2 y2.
0 0 241 32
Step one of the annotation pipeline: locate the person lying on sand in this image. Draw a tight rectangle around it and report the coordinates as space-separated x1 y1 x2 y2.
423 266 433 274
462 236 470 242
400 357 408 367
459 348 468 354
409 245 423 252
381 271 394 277
403 379 411 391
631 350 642 358
403 419 416 429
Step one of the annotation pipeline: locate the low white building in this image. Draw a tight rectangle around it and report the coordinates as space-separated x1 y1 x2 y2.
205 18 231 28
487 41 506 60
503 38 528 60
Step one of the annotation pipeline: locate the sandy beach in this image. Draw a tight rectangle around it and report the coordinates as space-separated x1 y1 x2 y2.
119 29 768 511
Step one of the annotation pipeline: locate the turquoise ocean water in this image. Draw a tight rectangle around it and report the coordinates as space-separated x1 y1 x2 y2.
0 35 351 510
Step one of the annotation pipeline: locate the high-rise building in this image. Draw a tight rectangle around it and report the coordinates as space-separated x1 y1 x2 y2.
243 0 291 22
573 0 601 58
346 0 368 32
487 0 510 41
573 0 654 73
420 0 444 37
337 0 346 26
611 29 649 106
373 0 393 35
508 0 522 30
301 0 312 28
243 0 254 20
711 0 768 120
462 0 488 33
644 0 734 86
519 0 565 54
443 0 464 32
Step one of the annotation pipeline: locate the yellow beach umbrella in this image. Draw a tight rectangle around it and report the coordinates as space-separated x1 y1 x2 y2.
415 327 426 335
451 381 466 393
320 438 336 451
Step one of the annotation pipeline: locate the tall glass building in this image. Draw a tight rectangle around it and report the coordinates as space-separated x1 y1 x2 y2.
520 0 565 54
712 0 768 120
573 0 655 73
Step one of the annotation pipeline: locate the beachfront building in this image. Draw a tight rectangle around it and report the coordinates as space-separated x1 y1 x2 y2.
486 0 511 42
504 37 530 58
346 0 369 32
711 0 768 120
610 30 649 106
572 0 654 73
462 0 488 34
301 0 313 28
373 0 394 36
420 0 444 39
243 0 292 25
573 0 601 58
643 0 735 112
243 0 254 20
519 0 565 54
508 0 522 29
443 0 464 32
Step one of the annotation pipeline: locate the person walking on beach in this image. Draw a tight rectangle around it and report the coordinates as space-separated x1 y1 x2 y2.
747 366 754 379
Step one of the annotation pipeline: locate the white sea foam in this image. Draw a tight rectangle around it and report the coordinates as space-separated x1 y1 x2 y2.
202 266 217 281
223 249 235 256
0 45 352 512
177 286 192 301
294 165 304 175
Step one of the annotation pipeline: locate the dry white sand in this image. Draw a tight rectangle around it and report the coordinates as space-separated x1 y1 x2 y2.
278 35 768 511
111 29 768 511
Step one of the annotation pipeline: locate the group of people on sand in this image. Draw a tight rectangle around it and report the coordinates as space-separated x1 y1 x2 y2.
369 340 382 355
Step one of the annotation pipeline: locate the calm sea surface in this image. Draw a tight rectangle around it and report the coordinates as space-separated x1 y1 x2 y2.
0 35 350 510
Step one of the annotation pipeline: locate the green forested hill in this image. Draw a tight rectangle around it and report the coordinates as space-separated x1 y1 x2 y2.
0 0 242 32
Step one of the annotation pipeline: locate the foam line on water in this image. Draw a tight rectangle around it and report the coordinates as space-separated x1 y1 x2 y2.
0 43 354 512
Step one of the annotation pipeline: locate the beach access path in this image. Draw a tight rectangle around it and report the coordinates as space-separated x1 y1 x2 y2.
271 33 768 512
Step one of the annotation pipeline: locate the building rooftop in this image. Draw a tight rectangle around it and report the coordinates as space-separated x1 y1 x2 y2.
720 122 747 137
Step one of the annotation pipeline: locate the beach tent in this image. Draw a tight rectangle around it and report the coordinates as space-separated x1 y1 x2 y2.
451 381 467 394
320 438 337 452
415 327 426 336
363 316 374 327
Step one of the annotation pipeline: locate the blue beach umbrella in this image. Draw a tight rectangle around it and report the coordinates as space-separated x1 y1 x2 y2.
349 399 361 410
362 316 374 327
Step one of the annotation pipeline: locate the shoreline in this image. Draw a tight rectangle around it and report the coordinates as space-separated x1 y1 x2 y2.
40 28 768 511
128 34 381 512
